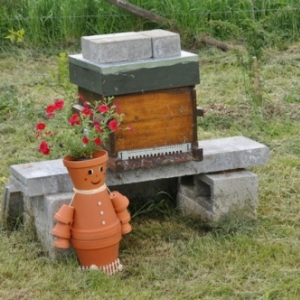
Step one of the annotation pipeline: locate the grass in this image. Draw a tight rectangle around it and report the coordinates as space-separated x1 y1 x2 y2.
1 0 300 48
1 42 300 299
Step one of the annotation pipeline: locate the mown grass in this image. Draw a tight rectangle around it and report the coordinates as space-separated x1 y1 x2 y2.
1 42 300 299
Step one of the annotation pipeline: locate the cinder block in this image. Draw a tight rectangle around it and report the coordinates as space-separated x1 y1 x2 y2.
2 183 23 227
177 169 258 221
31 193 73 259
81 32 152 64
141 29 181 58
81 32 134 61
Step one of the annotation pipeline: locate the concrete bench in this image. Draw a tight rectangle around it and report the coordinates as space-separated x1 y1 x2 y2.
2 136 269 258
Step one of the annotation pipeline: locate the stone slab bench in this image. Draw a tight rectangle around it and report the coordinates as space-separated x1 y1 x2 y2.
2 136 269 258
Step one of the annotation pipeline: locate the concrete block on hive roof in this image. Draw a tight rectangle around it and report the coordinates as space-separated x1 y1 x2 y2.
81 32 135 62
81 32 152 64
141 29 181 58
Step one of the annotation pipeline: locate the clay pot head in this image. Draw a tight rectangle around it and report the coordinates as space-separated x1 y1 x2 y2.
63 150 108 190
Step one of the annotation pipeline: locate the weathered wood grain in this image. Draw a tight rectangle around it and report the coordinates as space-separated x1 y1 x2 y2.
78 87 198 155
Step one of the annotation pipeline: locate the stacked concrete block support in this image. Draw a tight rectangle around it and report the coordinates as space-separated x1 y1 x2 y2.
177 169 258 222
2 136 269 258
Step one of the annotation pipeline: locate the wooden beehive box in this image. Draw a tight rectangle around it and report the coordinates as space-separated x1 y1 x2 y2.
69 31 202 171
77 86 202 171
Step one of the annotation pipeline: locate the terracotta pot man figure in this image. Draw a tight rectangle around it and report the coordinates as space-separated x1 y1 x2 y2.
52 150 131 275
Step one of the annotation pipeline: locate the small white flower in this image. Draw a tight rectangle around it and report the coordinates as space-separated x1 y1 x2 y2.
118 263 123 272
89 264 99 270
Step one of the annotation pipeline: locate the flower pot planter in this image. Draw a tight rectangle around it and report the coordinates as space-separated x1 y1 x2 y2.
52 222 71 239
52 150 131 274
54 237 71 249
54 204 74 224
110 192 132 234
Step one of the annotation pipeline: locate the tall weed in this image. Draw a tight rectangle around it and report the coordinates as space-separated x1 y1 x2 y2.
1 0 300 48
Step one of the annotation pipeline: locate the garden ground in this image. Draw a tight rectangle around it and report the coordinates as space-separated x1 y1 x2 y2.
0 44 300 299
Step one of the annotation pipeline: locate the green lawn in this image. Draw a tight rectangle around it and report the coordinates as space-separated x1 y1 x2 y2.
1 44 300 299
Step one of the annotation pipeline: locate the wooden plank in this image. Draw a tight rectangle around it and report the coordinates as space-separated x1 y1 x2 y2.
110 116 195 153
113 88 194 123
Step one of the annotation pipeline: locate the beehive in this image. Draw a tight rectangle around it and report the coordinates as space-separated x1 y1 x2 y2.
69 30 202 171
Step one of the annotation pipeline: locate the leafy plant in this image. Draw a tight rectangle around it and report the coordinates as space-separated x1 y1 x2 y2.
35 94 124 159
5 28 25 43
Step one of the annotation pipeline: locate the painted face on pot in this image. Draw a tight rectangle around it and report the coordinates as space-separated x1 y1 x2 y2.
87 166 105 184
79 164 106 189
71 164 106 190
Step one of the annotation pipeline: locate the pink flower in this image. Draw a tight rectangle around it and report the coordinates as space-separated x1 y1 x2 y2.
94 124 102 133
128 124 134 133
108 119 118 131
98 105 109 113
78 93 85 101
39 141 50 155
114 102 121 115
68 113 80 126
46 113 55 119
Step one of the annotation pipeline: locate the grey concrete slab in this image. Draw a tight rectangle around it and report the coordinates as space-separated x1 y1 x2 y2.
69 51 199 96
9 136 269 197
69 51 198 75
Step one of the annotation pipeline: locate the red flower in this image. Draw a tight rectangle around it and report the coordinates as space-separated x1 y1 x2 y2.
68 113 80 126
39 141 50 155
36 122 46 131
46 113 55 119
94 124 102 133
114 102 121 115
108 119 118 131
82 136 89 144
128 124 134 133
46 104 56 114
54 99 65 110
98 104 109 113
81 107 93 117
78 93 85 101
94 137 102 145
